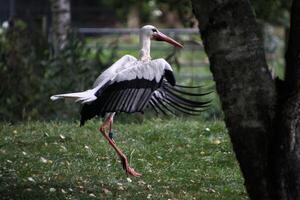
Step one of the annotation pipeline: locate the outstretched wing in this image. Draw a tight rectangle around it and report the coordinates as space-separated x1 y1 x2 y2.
80 59 175 125
148 80 211 115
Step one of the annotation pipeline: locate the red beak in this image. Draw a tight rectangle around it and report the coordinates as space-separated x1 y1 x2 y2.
152 31 183 48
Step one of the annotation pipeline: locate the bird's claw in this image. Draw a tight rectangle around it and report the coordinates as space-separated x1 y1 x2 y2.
120 155 142 177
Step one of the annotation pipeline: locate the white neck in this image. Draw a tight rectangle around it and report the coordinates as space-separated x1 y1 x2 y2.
139 33 151 61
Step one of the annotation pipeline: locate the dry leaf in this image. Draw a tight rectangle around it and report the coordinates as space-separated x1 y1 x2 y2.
138 180 146 186
27 177 35 183
126 177 132 183
89 193 96 197
102 188 112 195
40 157 48 163
212 139 221 145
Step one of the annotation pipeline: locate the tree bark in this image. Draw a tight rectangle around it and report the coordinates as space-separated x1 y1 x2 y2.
284 0 300 93
50 0 71 53
191 0 276 199
275 0 300 199
191 0 300 199
127 4 140 28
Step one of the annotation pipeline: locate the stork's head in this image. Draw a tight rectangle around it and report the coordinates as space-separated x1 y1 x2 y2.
140 25 183 48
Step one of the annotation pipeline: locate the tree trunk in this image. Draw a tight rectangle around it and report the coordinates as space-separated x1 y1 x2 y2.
191 0 300 199
50 0 71 53
275 0 300 198
127 4 140 28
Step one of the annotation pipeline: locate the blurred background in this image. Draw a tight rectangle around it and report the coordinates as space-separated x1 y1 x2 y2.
0 0 290 122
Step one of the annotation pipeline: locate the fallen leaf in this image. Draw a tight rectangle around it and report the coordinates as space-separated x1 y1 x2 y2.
147 185 153 190
208 188 216 193
118 186 125 191
27 177 35 183
102 188 112 195
60 145 67 151
126 177 132 183
89 193 96 197
212 139 221 145
78 185 84 189
0 149 6 154
138 180 146 186
40 157 48 163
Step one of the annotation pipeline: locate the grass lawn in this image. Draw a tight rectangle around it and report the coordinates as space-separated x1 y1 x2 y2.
0 117 248 199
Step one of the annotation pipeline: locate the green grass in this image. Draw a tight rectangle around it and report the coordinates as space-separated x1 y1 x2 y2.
0 118 248 199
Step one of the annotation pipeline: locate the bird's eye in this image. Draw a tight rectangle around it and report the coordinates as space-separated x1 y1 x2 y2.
152 29 157 33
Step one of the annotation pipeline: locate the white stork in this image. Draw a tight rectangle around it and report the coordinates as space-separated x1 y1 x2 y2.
51 25 209 176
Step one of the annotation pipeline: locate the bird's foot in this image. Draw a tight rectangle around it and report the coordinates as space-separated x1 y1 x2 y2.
120 155 142 177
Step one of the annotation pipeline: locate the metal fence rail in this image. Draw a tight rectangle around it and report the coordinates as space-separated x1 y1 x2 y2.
78 28 200 35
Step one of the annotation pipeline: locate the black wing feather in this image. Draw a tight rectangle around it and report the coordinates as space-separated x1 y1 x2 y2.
148 80 211 115
148 101 160 115
150 98 168 116
138 89 153 111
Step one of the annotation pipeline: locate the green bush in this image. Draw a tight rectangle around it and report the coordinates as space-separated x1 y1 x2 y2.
0 19 112 122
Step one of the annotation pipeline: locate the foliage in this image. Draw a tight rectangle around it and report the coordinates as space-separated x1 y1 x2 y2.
98 0 292 27
250 0 291 26
0 118 247 199
0 20 49 121
97 0 194 27
99 0 151 24
156 0 195 27
0 19 112 122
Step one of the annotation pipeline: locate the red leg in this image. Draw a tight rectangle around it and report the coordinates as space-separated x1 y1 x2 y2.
99 114 141 177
